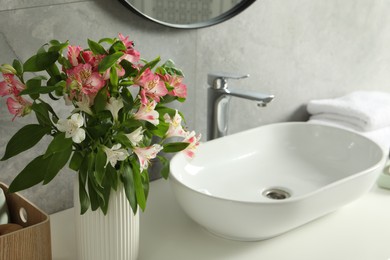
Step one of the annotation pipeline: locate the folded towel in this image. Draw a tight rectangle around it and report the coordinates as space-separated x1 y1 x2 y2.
308 118 390 153
307 91 390 131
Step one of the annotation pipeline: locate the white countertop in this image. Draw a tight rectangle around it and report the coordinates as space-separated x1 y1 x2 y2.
50 179 390 260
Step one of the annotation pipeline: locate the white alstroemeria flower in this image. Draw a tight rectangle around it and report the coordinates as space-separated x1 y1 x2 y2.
56 113 86 143
106 97 124 121
74 94 93 115
133 100 159 126
103 144 130 168
125 126 145 146
133 144 163 172
182 131 201 158
164 110 186 138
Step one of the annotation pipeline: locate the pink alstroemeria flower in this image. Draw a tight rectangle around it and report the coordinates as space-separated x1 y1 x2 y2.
136 68 168 104
6 96 32 121
67 45 82 67
66 63 105 99
102 65 125 81
121 48 140 64
81 50 99 68
118 33 134 49
163 74 187 99
164 110 186 138
133 144 163 172
133 100 159 126
182 131 201 158
0 74 26 97
118 33 140 63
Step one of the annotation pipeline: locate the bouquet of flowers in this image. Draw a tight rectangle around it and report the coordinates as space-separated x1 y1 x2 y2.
0 33 200 214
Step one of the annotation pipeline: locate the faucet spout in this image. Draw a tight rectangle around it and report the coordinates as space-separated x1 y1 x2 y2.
227 88 274 105
207 73 274 141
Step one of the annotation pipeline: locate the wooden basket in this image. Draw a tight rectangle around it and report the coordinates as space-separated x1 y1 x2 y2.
0 183 52 260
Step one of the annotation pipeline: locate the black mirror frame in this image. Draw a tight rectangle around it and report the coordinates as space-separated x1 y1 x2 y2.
118 0 257 29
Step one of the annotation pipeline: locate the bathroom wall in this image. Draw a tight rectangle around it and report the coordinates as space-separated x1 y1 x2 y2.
1 0 390 213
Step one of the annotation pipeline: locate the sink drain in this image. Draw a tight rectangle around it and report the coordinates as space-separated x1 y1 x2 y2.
262 188 291 200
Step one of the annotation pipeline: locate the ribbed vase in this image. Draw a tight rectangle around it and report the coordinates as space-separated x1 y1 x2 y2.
74 181 139 260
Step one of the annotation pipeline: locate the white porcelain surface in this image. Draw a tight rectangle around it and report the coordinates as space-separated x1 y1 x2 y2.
170 122 386 241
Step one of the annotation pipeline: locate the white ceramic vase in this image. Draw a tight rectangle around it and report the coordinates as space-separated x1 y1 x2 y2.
74 181 139 260
0 187 9 224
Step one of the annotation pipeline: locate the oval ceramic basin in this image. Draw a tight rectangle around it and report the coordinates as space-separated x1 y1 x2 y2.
170 122 386 241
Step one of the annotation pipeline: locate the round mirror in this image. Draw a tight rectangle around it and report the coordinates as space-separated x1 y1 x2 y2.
118 0 256 29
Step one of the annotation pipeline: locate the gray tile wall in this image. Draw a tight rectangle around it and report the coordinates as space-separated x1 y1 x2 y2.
1 0 390 214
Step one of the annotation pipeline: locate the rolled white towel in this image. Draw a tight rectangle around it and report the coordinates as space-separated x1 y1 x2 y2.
307 91 390 131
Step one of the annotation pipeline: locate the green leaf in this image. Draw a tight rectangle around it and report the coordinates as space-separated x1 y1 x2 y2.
109 41 126 54
132 161 146 211
87 39 107 55
58 56 72 70
121 163 137 214
23 51 59 72
37 45 48 55
120 87 134 112
106 164 119 191
12 59 23 75
25 77 43 100
88 176 100 211
43 145 72 184
98 37 116 45
100 177 111 215
78 163 90 214
20 85 60 96
88 162 106 212
120 59 138 78
88 178 106 211
87 123 111 139
44 132 73 158
156 106 177 119
140 169 150 201
93 86 108 113
113 133 133 148
163 142 190 153
159 95 177 104
150 122 169 138
162 59 184 76
109 66 118 88
49 39 61 45
139 56 161 76
158 155 170 179
1 124 50 161
122 119 143 129
94 147 107 187
8 155 48 192
48 41 69 53
69 151 84 171
32 100 58 125
46 63 61 78
98 52 123 73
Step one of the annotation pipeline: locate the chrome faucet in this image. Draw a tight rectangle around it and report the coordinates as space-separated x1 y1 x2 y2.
207 72 274 140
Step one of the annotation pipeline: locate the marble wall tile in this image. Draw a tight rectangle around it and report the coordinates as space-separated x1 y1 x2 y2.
0 0 87 11
196 0 390 137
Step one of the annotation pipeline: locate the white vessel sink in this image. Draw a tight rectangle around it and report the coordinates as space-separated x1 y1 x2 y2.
170 122 386 241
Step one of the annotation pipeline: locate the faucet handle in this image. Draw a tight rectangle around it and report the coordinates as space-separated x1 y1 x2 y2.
207 72 250 89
